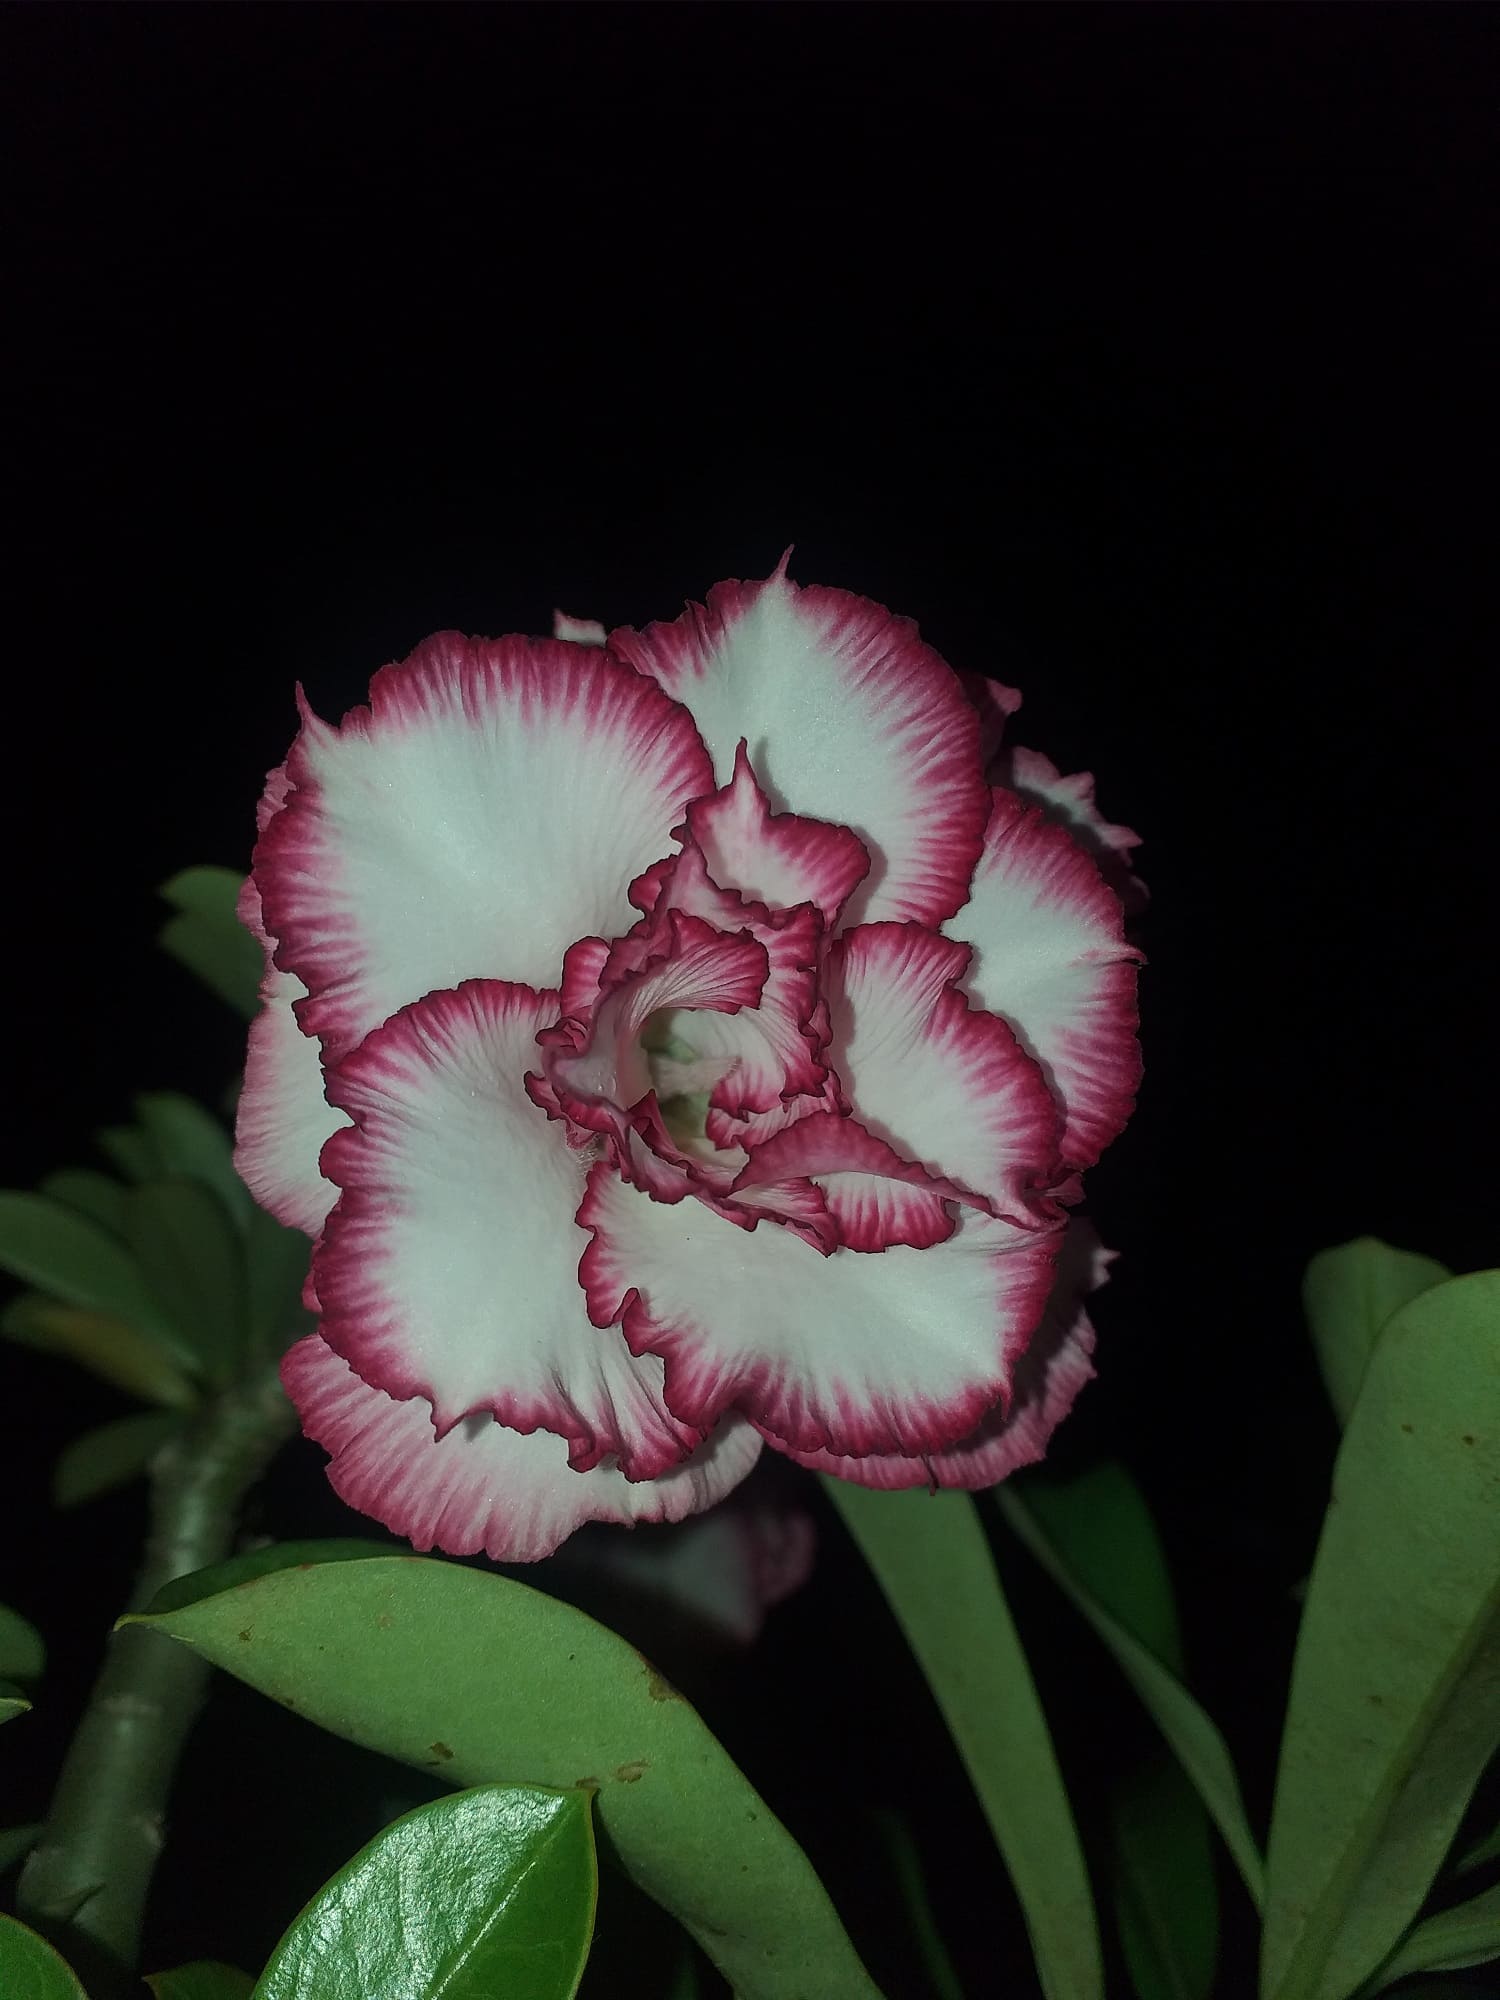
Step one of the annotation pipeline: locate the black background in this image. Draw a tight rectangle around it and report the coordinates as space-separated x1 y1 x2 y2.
2 7 1494 1997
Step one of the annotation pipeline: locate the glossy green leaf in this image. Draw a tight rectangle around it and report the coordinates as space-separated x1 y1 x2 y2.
0 1913 89 1997
39 1167 129 1236
1113 1757 1219 2000
0 1823 42 1874
135 1094 251 1227
144 1962 256 1999
0 1190 184 1355
1262 1271 1500 2000
97 1123 165 1183
53 1411 184 1508
158 866 261 1022
826 1481 1099 2000
244 1206 313 1359
873 1811 965 2000
0 1682 30 1723
1364 1880 1500 1986
0 1603 44 1683
252 1785 595 2000
1304 1238 1453 1427
126 1547 882 1999
997 1484 1264 1907
127 1179 246 1385
2 1291 198 1408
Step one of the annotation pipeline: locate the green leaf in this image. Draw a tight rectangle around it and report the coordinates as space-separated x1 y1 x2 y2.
2 1291 198 1408
244 1205 313 1359
1363 1879 1500 1985
125 1546 882 2000
872 1811 965 2000
252 1785 595 2000
158 866 261 1021
145 1960 257 1999
0 1913 89 1997
97 1123 165 1183
1262 1271 1500 2000
126 1179 247 1386
0 1823 42 1874
0 1682 30 1723
997 1482 1264 1908
39 1168 129 1236
53 1411 185 1508
1457 1818 1500 1875
0 1190 183 1351
0 1602 44 1682
1304 1238 1453 1427
1112 1756 1219 2000
825 1481 1100 2000
134 1094 251 1227
1017 1463 1186 1671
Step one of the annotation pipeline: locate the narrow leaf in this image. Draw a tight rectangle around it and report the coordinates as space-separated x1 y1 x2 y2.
998 1485 1265 1907
873 1811 965 2000
125 1547 883 2000
53 1411 184 1508
1458 1820 1500 1875
0 1912 89 1997
252 1785 595 2000
0 1603 44 1682
0 1682 30 1724
1112 1756 1219 2000
0 1824 42 1874
1262 1271 1500 2000
2 1292 198 1408
144 1962 256 1999
826 1481 1100 2000
127 1178 247 1385
1364 1879 1500 1984
158 909 262 1021
244 1206 313 1359
96 1123 164 1183
0 1190 181 1348
38 1168 129 1236
160 865 250 926
135 1094 251 1227
1304 1238 1453 1427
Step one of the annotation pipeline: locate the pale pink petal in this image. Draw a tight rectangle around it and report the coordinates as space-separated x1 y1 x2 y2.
283 1335 762 1564
313 979 701 1479
786 1220 1112 1488
608 562 989 929
734 1112 962 1252
822 922 1064 1223
681 742 870 927
998 744 1148 914
963 672 1025 764
943 790 1143 1173
254 633 714 1062
234 964 349 1235
581 1163 1064 1457
552 611 606 646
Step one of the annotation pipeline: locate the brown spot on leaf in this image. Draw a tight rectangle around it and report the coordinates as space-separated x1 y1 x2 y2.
1367 1693 1384 1706
376 1613 393 1629
646 1667 682 1703
238 1629 253 1643
1462 1434 1476 1446
428 1741 454 1761
1400 1423 1414 1434
615 1760 648 1783
575 1777 601 1792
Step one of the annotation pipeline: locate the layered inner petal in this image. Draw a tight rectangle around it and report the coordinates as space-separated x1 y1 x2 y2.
580 1162 1064 1457
607 562 990 929
313 978 702 1478
942 789 1143 1173
681 740 871 928
283 1335 763 1564
254 632 715 1063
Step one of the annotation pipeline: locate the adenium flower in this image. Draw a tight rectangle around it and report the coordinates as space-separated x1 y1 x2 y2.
237 559 1141 1562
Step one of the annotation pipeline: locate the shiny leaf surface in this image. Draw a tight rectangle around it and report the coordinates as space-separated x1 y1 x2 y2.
826 1481 1100 2000
1304 1238 1453 1428
126 1547 882 1999
1262 1272 1500 2000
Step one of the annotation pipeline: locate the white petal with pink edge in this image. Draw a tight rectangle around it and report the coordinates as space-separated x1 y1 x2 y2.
312 978 702 1479
282 1336 763 1564
782 1220 1112 1488
607 564 989 929
682 743 870 927
822 922 1063 1223
581 1163 1064 1457
734 1111 963 1252
997 743 1147 913
943 790 1143 1174
234 964 349 1236
254 633 714 1062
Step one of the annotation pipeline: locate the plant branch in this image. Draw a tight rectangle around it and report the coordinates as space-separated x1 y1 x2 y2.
16 1363 295 1987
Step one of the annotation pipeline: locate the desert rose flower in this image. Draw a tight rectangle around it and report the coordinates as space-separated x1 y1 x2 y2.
236 559 1141 1561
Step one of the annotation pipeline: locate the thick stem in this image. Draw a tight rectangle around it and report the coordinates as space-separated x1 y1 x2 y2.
17 1365 295 1989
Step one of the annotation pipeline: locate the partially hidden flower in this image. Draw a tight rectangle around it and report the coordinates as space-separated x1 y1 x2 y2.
237 558 1142 1562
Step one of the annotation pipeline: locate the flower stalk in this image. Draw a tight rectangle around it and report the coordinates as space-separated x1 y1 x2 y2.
16 1363 295 1990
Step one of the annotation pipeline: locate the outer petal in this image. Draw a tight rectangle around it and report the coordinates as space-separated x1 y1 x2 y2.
313 979 702 1478
552 610 606 646
608 563 989 929
581 1163 1064 1457
255 633 714 1062
681 741 871 929
235 963 348 1235
283 1336 762 1564
997 743 1148 914
783 1220 1111 1488
824 922 1063 1222
943 790 1143 1173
